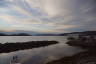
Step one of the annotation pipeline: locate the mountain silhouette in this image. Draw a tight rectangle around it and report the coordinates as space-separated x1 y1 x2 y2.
0 30 96 36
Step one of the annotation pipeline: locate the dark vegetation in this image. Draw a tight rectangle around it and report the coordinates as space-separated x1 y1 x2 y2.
66 36 96 49
0 41 58 53
47 57 72 64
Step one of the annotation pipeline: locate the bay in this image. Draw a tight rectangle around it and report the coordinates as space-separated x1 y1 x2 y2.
0 36 83 64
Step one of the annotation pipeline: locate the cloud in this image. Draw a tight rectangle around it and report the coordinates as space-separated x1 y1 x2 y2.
0 0 95 33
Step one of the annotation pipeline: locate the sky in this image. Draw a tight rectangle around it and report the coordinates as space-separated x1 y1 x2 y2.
0 0 96 34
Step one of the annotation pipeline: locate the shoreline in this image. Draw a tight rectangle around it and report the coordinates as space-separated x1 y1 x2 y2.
0 41 58 53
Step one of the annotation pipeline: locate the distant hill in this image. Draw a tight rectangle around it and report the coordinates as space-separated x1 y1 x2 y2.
35 34 59 36
0 30 38 36
0 31 96 36
0 33 7 36
10 33 31 36
0 33 31 36
59 31 96 36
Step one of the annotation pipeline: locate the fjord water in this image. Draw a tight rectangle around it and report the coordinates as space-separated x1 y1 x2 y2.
0 36 66 44
0 36 83 64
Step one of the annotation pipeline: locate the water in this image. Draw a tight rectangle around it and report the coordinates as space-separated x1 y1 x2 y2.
0 36 83 64
0 36 66 43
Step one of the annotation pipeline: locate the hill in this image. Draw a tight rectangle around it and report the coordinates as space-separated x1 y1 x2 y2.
0 31 96 36
60 31 96 36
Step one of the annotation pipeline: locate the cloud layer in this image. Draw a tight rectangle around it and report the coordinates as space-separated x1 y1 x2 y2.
0 0 96 33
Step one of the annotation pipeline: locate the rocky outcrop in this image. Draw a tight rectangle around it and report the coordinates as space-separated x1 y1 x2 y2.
66 36 96 49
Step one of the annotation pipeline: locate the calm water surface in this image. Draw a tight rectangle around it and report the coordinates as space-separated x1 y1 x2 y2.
0 36 83 64
0 36 66 43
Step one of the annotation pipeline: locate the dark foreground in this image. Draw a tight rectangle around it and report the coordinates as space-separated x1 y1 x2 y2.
47 36 96 64
0 41 58 53
47 57 72 64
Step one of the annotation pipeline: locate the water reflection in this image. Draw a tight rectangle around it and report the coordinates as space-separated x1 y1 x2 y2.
0 42 83 64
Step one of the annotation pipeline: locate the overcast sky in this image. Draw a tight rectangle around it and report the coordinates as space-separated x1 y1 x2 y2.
0 0 96 33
